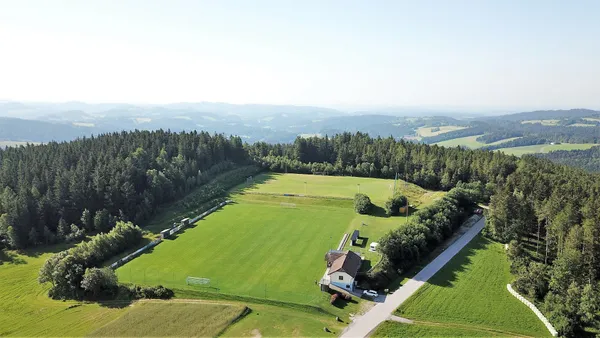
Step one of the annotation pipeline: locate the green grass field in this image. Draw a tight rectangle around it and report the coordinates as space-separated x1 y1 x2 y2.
416 125 467 137
497 143 598 156
396 235 549 337
90 301 247 337
434 135 521 149
243 172 431 205
0 248 128 336
117 194 355 304
373 320 508 337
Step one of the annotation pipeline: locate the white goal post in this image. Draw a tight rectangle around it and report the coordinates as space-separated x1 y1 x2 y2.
280 202 297 208
186 276 211 286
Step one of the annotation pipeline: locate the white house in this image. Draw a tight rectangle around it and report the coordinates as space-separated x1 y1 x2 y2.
321 250 362 292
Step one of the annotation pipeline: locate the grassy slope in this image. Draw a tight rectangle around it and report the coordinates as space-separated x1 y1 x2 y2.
0 249 127 337
434 135 521 149
89 301 246 337
497 143 598 156
373 321 506 337
117 194 354 304
416 126 466 137
396 235 549 337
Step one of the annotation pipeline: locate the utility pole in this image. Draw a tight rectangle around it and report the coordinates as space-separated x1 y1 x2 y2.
357 184 360 194
304 182 307 194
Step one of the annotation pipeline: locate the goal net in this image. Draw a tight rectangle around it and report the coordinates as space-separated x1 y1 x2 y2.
186 276 211 286
280 202 297 208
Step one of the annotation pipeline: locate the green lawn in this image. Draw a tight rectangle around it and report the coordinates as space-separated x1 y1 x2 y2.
497 143 598 156
243 172 430 205
90 301 247 337
117 194 355 304
434 135 521 149
0 248 127 336
373 321 508 337
396 235 549 337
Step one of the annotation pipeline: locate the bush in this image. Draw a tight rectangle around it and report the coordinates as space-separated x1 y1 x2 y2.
354 193 373 214
330 293 339 304
385 194 407 216
129 285 174 299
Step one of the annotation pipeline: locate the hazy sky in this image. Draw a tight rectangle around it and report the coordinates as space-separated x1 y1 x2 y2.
1 0 599 110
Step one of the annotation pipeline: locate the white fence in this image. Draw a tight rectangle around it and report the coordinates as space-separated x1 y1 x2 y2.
110 200 232 270
507 284 558 337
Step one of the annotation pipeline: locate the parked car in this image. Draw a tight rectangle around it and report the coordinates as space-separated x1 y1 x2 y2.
362 290 378 298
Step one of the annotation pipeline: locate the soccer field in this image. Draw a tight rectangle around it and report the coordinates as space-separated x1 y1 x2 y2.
117 194 354 304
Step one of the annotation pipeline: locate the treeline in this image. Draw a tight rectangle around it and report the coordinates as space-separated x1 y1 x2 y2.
536 146 600 173
370 184 480 287
485 156 600 336
38 222 143 299
481 136 547 150
476 131 523 144
249 132 517 191
0 130 248 249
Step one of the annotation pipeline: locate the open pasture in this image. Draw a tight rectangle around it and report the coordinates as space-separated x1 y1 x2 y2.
416 125 467 137
396 235 549 337
497 143 598 156
434 135 521 149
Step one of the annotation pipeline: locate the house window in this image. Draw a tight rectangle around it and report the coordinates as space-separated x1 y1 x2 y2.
346 284 350 289
338 276 343 281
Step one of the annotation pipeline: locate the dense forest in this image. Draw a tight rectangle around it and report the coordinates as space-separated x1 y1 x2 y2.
250 133 600 336
0 130 248 249
537 146 600 172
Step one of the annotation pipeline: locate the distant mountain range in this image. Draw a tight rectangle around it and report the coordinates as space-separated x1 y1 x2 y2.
0 101 598 145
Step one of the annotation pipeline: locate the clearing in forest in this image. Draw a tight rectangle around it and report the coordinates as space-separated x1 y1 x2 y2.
117 173 440 304
416 125 467 137
434 135 521 149
394 234 549 337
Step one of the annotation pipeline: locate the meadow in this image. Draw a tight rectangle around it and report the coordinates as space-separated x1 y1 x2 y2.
433 135 521 149
416 125 467 137
497 143 598 156
89 301 247 337
372 320 508 337
396 235 549 337
0 248 128 336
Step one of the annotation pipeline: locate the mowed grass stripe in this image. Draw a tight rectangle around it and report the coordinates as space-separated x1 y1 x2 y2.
90 301 247 337
396 235 549 337
117 197 353 304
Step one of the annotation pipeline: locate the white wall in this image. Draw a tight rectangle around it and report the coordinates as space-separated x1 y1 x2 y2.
330 271 354 290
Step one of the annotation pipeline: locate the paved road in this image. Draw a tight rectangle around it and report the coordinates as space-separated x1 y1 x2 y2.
340 217 486 338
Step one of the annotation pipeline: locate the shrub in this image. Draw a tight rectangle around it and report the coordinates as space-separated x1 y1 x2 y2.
385 194 407 216
330 293 339 304
354 193 373 214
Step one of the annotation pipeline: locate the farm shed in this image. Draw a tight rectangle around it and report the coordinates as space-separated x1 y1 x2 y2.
350 230 360 246
321 250 362 292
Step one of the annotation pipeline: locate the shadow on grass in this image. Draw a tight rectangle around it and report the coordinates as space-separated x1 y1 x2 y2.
331 296 358 310
233 172 278 193
97 299 134 309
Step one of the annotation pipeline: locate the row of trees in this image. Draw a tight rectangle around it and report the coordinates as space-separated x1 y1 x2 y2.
38 222 143 299
378 186 478 271
0 130 248 249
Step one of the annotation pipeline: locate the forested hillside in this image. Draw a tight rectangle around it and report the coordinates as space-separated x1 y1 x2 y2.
0 130 247 249
537 146 600 172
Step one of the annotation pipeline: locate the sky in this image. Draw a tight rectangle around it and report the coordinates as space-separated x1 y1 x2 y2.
0 0 599 111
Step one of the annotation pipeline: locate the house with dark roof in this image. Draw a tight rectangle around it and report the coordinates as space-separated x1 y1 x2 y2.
321 250 362 291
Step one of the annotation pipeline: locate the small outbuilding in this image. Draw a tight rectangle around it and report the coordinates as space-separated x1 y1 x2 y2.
350 230 360 246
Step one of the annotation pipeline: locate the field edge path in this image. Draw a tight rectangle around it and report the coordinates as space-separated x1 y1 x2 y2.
340 217 486 338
